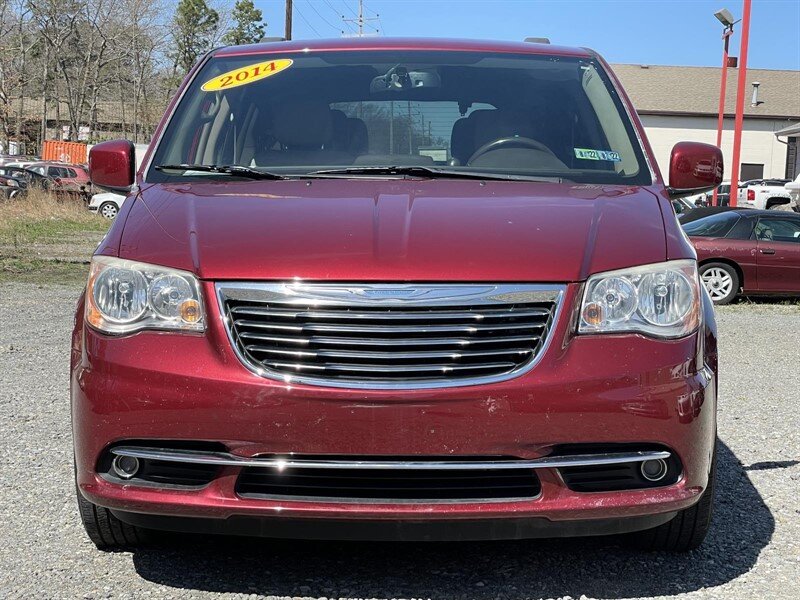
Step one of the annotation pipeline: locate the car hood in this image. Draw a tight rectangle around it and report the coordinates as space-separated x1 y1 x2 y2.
116 179 666 282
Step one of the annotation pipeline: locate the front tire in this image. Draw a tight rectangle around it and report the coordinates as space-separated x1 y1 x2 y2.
700 262 739 304
626 447 716 552
76 488 147 549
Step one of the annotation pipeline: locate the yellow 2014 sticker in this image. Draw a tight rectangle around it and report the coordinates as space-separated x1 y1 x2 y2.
201 58 293 92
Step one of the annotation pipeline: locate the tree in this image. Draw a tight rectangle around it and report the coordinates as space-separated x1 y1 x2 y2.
222 0 263 46
173 0 219 74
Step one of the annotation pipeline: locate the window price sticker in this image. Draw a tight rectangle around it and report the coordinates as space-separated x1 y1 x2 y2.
202 59 293 92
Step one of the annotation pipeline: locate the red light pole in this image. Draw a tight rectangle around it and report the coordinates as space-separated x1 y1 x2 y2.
729 0 752 208
712 10 736 206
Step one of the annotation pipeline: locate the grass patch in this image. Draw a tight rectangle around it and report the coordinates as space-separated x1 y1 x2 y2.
0 189 108 285
0 256 90 285
0 189 107 246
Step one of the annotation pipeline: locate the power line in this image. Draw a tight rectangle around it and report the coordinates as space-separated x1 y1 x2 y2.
303 0 341 33
293 3 322 37
322 0 354 32
340 0 359 18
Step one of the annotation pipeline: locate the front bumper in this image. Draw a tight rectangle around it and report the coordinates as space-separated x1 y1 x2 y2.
71 282 717 539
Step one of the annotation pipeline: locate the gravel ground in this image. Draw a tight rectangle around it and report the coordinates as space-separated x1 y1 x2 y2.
0 282 798 600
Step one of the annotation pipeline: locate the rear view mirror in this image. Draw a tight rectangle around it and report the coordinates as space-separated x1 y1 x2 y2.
668 142 723 199
370 66 441 93
89 140 135 192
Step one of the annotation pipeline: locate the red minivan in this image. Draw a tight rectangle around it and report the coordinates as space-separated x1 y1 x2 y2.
72 38 723 552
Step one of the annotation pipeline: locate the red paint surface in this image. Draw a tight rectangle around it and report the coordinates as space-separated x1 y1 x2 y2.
112 181 668 282
73 38 719 531
88 140 135 189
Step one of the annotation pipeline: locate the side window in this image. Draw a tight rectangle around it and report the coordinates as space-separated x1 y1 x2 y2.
754 218 800 243
31 166 45 175
67 168 78 178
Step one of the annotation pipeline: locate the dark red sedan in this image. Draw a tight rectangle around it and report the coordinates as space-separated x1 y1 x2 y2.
73 37 721 552
683 208 800 304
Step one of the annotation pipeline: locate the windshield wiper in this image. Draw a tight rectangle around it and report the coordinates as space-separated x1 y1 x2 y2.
308 166 563 183
155 164 287 180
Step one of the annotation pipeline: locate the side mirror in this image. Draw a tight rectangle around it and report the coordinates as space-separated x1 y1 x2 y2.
89 140 135 193
668 141 723 199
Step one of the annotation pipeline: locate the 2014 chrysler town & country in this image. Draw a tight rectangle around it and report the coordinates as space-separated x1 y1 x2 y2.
72 38 722 552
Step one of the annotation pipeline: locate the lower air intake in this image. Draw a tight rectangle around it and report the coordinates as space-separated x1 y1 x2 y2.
236 457 542 502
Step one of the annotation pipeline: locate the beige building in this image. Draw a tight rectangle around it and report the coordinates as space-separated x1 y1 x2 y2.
612 64 800 181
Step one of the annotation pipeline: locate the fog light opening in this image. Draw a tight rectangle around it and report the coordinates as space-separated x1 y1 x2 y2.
640 458 668 482
112 455 140 480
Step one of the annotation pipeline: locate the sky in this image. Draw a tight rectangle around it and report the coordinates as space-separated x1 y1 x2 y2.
252 0 800 71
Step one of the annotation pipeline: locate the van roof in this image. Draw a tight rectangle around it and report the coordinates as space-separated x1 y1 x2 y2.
214 37 593 60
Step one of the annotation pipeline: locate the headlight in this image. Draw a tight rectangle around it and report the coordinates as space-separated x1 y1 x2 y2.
578 260 700 338
86 256 205 334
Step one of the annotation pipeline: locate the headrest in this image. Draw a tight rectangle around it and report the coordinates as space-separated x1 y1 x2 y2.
346 118 368 154
450 118 472 164
272 101 333 148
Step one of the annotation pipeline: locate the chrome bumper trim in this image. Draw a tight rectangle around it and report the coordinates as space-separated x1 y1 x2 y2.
110 447 671 471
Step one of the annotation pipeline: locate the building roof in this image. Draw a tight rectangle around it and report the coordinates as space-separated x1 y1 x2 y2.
775 121 800 137
611 64 800 119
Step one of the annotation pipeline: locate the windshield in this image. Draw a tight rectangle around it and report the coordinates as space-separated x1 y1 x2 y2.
147 50 650 185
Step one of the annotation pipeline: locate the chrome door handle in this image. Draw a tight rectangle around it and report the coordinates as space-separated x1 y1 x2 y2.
759 248 776 255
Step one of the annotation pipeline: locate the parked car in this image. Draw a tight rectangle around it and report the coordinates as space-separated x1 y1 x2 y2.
25 161 91 199
0 169 27 198
704 181 732 206
88 191 126 219
0 165 79 199
671 196 697 215
739 178 792 210
73 38 721 553
683 208 800 303
786 174 800 207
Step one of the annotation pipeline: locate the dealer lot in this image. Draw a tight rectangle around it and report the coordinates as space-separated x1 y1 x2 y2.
0 283 797 600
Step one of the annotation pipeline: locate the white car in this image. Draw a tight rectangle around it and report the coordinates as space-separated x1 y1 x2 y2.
88 191 126 219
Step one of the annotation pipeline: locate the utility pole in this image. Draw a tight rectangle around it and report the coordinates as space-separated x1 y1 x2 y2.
343 0 379 37
285 0 293 40
729 0 752 207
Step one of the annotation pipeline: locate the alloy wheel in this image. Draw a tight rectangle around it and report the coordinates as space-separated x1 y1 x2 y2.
701 267 733 301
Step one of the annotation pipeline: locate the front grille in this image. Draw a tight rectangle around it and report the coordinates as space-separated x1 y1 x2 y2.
217 283 563 388
236 456 541 502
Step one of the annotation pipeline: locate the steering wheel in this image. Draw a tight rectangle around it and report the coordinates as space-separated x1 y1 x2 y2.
467 136 554 165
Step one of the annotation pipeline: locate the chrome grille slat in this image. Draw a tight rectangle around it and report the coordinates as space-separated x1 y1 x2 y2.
217 283 564 389
244 345 534 361
238 333 541 347
233 320 547 334
230 306 551 321
262 361 518 374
